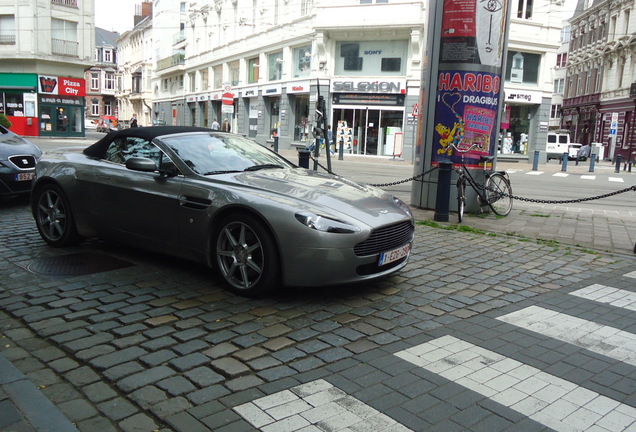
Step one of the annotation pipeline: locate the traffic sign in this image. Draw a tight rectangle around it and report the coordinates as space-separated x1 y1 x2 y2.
222 92 234 105
411 103 419 117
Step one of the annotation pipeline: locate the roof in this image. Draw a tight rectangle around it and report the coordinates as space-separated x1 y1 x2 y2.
95 27 120 48
83 126 213 158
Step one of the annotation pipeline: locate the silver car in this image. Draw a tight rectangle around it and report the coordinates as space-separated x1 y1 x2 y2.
0 125 42 197
31 127 414 295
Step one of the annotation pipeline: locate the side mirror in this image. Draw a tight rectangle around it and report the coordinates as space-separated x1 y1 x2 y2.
125 157 157 172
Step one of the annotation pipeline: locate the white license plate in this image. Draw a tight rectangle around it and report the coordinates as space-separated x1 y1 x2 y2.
15 172 35 181
378 243 411 266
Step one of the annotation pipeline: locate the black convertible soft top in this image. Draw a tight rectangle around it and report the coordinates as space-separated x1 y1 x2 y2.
83 126 214 158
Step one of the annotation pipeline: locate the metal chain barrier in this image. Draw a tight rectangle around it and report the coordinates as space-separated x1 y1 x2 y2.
464 169 636 205
309 155 635 204
308 155 439 186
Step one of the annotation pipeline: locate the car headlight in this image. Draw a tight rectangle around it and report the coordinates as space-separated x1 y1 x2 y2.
393 196 412 216
295 212 361 233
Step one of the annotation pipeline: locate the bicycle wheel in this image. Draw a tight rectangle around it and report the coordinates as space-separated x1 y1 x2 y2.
485 173 513 216
456 178 466 223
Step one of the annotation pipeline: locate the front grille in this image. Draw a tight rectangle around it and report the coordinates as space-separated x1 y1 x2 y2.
9 155 36 169
354 220 414 256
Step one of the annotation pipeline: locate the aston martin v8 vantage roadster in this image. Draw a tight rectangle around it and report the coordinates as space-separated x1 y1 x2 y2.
31 127 414 295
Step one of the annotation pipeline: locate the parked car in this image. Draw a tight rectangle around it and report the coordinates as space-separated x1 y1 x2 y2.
96 116 118 133
0 125 42 197
85 118 97 130
31 127 414 295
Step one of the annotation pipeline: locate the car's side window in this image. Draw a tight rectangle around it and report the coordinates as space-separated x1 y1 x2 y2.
105 137 180 175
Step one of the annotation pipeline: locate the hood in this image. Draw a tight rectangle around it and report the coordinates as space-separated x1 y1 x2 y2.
0 133 42 160
213 167 411 223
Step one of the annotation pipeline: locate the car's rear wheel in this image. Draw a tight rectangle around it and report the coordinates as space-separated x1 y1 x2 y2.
214 213 280 296
34 184 81 247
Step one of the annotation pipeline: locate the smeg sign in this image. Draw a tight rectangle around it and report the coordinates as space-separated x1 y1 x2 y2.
331 79 406 94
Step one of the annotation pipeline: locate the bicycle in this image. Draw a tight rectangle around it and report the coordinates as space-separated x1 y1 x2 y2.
450 142 513 223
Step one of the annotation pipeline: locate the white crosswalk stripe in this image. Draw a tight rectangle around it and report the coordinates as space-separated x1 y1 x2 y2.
234 379 413 432
581 175 596 180
609 177 625 182
553 172 569 177
395 335 636 432
497 305 636 366
570 284 636 312
526 171 543 175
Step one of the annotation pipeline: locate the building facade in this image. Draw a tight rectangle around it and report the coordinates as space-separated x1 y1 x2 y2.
111 1 571 160
563 0 636 162
0 0 94 137
85 28 119 126
116 3 154 127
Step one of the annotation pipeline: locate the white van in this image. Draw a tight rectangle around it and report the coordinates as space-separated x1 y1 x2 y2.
546 131 581 160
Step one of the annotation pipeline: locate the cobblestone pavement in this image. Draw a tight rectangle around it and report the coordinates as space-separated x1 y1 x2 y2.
2 190 636 431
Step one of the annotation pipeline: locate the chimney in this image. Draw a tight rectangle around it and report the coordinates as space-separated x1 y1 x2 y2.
134 2 153 27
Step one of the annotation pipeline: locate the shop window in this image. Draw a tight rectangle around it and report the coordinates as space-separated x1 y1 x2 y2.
0 14 16 45
505 51 540 85
381 58 401 72
4 93 24 116
268 52 283 81
293 46 311 78
248 57 260 84
336 40 407 76
269 98 280 137
293 95 309 141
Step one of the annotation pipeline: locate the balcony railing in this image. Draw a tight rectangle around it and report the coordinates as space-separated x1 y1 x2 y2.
52 38 79 57
157 53 185 71
173 30 186 45
0 34 16 45
51 0 78 7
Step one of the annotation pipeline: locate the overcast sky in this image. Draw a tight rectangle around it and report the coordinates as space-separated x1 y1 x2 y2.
95 0 581 35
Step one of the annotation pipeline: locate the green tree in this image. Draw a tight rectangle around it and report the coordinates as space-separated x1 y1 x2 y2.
0 113 12 128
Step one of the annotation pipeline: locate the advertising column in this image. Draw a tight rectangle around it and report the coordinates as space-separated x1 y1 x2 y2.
411 0 511 209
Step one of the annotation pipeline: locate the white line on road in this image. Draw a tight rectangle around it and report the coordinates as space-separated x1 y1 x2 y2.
626 271 636 279
526 171 544 175
497 305 636 366
234 379 413 432
552 172 569 177
609 177 625 182
395 335 636 432
581 175 596 180
570 284 636 312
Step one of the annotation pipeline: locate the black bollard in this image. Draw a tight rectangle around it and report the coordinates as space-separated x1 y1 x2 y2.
532 151 540 171
589 153 596 172
615 155 622 173
273 136 279 153
338 140 344 161
561 153 568 172
434 160 453 222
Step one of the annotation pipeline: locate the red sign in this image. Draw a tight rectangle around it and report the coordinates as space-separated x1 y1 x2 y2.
222 92 234 105
38 75 86 97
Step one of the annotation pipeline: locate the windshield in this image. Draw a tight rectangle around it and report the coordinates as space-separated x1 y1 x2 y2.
160 133 294 175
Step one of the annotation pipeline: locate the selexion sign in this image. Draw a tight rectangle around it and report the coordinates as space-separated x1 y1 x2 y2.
331 79 406 94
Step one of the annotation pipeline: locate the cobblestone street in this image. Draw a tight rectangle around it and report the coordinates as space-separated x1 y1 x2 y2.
2 193 636 431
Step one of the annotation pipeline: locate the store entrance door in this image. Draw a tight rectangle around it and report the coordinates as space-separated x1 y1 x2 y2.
334 107 403 155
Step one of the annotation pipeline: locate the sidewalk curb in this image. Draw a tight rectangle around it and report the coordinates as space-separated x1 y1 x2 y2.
0 355 78 432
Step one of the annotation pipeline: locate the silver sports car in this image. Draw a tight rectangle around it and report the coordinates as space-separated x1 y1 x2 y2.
31 127 414 295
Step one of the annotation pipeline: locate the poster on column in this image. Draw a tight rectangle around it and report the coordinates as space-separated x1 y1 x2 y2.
432 0 508 167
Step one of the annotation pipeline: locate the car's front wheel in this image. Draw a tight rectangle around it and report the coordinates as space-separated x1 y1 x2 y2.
214 213 280 296
34 184 82 247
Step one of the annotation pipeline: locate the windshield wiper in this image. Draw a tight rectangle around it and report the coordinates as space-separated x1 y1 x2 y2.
244 164 285 172
203 170 242 175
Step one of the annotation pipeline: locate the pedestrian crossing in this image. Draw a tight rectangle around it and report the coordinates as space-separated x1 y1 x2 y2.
234 271 636 431
506 170 627 182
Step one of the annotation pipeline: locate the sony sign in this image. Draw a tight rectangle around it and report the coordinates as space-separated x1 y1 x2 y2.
332 79 405 94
